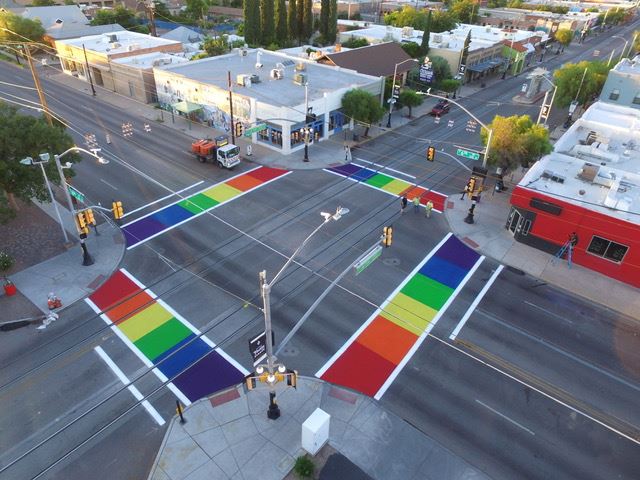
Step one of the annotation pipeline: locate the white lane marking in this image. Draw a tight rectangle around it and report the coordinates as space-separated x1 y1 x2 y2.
375 254 485 400
124 170 291 250
475 399 535 435
450 265 504 340
121 180 204 218
523 301 574 325
84 297 192 407
315 233 453 379
353 157 417 179
100 179 118 190
94 346 165 426
478 310 640 394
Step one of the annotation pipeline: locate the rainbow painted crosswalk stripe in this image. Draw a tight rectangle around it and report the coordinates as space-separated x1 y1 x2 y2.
326 164 447 212
123 166 289 249
86 269 247 405
317 234 483 399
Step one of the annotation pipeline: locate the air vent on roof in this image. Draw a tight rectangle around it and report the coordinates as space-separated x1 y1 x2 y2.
293 73 307 86
281 59 295 67
295 61 306 71
249 74 260 84
270 68 284 79
108 34 118 42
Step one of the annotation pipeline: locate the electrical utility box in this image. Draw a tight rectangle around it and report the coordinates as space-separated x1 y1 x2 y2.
301 408 330 455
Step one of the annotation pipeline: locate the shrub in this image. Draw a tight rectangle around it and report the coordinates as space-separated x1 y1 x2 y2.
293 455 315 478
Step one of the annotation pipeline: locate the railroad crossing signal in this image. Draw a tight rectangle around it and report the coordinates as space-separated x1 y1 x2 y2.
382 226 393 248
426 145 436 162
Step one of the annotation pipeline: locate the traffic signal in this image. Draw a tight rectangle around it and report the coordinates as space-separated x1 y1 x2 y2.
75 211 89 235
286 369 297 389
244 374 257 391
467 177 477 199
427 146 436 162
112 201 124 220
382 226 393 248
234 121 243 137
84 208 96 225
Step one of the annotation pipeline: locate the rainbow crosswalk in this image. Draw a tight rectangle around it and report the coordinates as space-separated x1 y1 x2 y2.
123 166 289 249
86 269 247 405
317 234 484 399
326 163 447 212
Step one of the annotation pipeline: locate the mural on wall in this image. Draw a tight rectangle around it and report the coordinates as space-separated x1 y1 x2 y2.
156 74 251 133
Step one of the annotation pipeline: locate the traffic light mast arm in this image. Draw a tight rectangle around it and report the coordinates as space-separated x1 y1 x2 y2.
417 89 492 167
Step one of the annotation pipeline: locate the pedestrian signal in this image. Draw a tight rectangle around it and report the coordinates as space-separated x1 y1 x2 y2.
382 226 393 248
112 201 124 220
426 146 436 162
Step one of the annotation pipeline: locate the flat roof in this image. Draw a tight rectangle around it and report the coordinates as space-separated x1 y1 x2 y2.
112 51 188 69
156 48 380 108
611 55 640 75
519 101 640 224
57 30 180 55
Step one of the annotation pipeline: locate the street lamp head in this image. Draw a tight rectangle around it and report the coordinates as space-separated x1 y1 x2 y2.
20 157 34 166
63 161 73 169
38 152 50 162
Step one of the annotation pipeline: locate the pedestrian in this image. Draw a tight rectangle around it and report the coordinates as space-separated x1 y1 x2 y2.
569 232 579 248
425 200 434 218
400 195 408 214
412 196 420 213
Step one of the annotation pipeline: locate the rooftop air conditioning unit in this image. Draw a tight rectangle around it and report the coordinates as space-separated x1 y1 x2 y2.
295 61 306 71
236 74 251 86
293 72 307 86
401 26 414 38
108 34 118 43
109 42 121 49
250 74 260 83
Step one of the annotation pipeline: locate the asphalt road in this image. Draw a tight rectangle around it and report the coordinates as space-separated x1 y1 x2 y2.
1 20 640 479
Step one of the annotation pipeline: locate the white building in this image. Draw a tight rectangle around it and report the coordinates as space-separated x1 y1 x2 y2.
153 49 383 154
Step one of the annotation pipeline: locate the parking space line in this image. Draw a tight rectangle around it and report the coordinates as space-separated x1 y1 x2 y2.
475 399 535 435
450 265 504 340
94 346 165 426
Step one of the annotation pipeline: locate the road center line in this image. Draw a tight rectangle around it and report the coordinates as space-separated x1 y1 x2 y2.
450 265 504 340
121 180 204 218
94 346 165 426
353 157 416 179
475 399 535 435
99 178 118 190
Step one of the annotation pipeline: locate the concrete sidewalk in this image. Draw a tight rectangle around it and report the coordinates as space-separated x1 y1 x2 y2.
147 377 488 480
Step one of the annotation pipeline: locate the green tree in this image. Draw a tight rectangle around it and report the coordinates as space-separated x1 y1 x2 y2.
554 28 573 52
32 0 56 6
153 0 173 20
420 9 431 55
91 6 138 30
243 0 260 45
287 0 297 41
0 103 79 220
0 12 45 43
302 0 313 41
631 30 640 57
185 0 206 20
274 0 287 44
450 0 478 24
341 89 385 137
341 36 368 48
401 41 421 58
430 9 457 33
319 0 329 40
553 60 610 107
384 6 429 30
201 35 229 56
480 115 553 170
260 0 275 45
487 0 507 7
296 0 304 41
398 89 423 117
439 78 460 94
327 0 337 44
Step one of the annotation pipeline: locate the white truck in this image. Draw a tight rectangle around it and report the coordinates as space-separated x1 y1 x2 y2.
191 135 241 169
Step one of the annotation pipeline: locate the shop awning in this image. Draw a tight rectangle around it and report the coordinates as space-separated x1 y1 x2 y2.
468 58 508 72
172 100 202 114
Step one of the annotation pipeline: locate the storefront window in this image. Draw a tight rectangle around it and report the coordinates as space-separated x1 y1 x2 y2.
258 124 283 147
329 111 345 132
587 235 628 263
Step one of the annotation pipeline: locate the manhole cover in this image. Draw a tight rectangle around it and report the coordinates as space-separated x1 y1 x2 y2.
382 258 400 266
280 345 300 357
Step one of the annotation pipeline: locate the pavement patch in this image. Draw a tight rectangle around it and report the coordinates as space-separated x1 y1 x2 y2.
122 166 290 249
317 234 484 399
86 268 248 404
325 163 447 212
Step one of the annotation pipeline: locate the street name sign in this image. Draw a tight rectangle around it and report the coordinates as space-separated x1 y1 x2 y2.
68 185 85 203
354 246 382 276
244 123 267 137
456 148 481 161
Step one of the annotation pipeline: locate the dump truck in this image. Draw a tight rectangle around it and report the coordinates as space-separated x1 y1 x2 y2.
191 135 241 169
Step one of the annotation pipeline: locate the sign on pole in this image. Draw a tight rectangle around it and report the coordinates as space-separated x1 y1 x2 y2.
458 64 466 76
244 123 268 137
419 65 435 84
354 246 382 275
68 185 85 203
248 331 267 366
456 148 481 161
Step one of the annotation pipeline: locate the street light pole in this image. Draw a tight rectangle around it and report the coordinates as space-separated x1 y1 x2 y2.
612 35 629 63
256 206 349 419
386 58 418 128
536 75 557 126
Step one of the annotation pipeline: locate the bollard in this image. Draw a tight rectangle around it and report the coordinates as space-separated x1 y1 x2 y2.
176 400 186 424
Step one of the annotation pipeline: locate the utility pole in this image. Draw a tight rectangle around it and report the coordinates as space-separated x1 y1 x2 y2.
139 1 157 36
24 44 53 126
228 71 235 145
82 44 96 96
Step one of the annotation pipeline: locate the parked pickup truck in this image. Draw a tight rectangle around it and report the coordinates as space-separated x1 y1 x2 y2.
191 135 241 169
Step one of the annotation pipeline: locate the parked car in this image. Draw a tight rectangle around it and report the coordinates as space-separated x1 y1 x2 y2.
430 100 450 116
